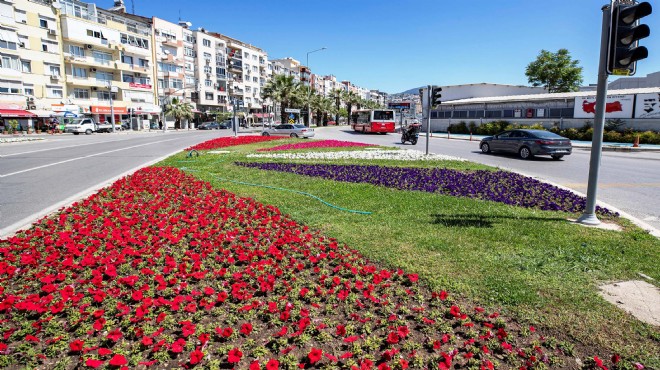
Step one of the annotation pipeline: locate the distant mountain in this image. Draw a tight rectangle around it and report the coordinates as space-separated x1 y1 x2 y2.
393 87 424 95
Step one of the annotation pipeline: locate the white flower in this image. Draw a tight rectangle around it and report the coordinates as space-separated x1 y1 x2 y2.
246 149 466 162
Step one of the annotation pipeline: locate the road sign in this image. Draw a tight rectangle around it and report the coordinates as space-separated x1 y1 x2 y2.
285 108 301 113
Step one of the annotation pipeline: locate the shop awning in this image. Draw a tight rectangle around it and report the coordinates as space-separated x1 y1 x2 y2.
28 109 56 117
0 109 36 118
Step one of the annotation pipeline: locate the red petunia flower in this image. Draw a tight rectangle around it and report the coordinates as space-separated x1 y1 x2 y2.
308 347 323 364
85 358 104 368
108 354 127 366
387 332 399 344
106 328 122 342
228 348 242 363
266 359 279 370
98 348 112 356
250 360 261 370
190 348 204 365
240 323 253 336
69 339 84 352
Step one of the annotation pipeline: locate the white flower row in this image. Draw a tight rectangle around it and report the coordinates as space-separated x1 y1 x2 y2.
247 149 467 162
0 137 44 144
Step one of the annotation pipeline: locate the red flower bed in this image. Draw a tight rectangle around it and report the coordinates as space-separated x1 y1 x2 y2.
185 135 284 151
257 140 372 152
0 167 622 369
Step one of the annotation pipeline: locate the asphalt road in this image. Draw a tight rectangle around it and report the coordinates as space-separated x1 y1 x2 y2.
0 130 223 235
312 126 660 233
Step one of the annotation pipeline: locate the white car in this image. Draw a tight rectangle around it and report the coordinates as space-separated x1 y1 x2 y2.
261 124 315 138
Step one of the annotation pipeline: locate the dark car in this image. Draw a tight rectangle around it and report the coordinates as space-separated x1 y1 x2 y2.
198 121 231 130
479 129 572 160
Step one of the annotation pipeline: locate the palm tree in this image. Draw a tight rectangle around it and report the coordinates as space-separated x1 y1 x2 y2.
262 75 301 124
295 85 314 126
329 88 344 125
342 90 360 126
163 98 193 129
311 95 335 126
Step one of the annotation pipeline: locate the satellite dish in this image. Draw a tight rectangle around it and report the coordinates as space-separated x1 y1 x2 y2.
52 0 62 9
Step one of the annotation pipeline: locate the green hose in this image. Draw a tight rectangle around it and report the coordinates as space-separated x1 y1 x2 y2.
180 167 371 215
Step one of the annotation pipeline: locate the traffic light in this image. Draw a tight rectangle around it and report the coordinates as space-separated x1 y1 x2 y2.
431 86 443 107
607 1 652 76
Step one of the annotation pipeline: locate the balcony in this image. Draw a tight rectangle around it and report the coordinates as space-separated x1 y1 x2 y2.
162 38 182 48
230 88 244 95
163 88 184 96
229 63 243 71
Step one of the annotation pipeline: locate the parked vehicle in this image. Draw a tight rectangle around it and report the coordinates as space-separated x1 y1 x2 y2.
479 129 572 160
350 109 396 134
198 120 231 130
261 124 315 138
401 123 421 145
64 118 121 134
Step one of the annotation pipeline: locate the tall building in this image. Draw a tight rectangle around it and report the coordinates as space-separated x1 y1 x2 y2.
194 30 228 113
0 0 62 129
59 0 156 127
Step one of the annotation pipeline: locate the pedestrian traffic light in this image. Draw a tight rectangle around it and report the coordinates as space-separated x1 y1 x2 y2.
607 1 652 76
431 86 443 107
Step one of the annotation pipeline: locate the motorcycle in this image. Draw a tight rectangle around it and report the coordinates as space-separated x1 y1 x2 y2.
401 124 420 145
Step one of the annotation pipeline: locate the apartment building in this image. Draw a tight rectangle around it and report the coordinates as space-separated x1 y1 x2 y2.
194 30 228 113
152 17 189 128
0 0 63 129
58 0 156 126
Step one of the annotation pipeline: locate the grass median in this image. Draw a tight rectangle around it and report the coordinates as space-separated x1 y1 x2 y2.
165 139 660 367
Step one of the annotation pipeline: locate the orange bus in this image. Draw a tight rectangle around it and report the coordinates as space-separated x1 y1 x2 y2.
350 109 396 134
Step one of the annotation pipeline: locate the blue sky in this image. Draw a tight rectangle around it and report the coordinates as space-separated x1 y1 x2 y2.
104 0 658 94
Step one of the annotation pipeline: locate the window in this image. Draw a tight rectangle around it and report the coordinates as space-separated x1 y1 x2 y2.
21 60 31 73
204 79 212 87
252 55 257 61
24 87 34 96
120 33 149 49
40 19 48 28
0 39 17 50
203 39 211 47
185 76 195 85
122 74 134 83
69 45 85 57
185 62 193 71
185 34 195 43
0 54 20 70
71 66 87 78
15 10 27 24
203 52 212 59
73 88 89 99
0 80 21 93
87 30 103 39
18 35 28 49
244 52 249 58
48 87 63 98
92 51 112 64
96 71 113 82
157 62 182 73
48 65 61 76
184 47 195 57
96 91 116 101
203 66 212 73
138 59 149 68
205 92 213 100
216 67 226 78
121 54 133 65
252 76 258 83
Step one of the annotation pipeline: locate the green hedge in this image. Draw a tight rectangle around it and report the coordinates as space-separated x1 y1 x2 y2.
446 120 660 144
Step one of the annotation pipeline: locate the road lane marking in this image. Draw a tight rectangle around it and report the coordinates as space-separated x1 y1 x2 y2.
0 138 179 178
0 137 154 157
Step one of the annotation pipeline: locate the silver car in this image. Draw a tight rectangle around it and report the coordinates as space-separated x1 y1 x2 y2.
261 124 315 138
479 129 572 160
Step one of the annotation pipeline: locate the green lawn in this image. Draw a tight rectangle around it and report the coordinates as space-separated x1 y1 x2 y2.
164 140 660 366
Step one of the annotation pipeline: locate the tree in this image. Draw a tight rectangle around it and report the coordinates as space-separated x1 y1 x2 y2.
342 90 360 126
262 75 301 124
311 94 335 126
329 88 344 125
163 98 193 129
525 49 583 93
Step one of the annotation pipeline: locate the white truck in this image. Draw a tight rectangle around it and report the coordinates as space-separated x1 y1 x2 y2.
64 118 119 135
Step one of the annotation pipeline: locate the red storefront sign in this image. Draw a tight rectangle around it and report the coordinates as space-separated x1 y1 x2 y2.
129 82 152 89
90 106 128 114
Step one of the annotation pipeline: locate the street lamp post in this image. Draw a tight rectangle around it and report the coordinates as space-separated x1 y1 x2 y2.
306 47 326 126
107 82 117 133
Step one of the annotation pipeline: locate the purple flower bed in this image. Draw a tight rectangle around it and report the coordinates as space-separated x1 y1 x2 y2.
235 162 618 217
257 139 372 152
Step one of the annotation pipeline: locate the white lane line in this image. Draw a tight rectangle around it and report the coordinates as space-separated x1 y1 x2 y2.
0 137 141 157
0 138 179 178
0 146 189 238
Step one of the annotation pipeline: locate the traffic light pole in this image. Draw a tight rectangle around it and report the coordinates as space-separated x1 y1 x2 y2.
577 5 611 225
425 85 431 155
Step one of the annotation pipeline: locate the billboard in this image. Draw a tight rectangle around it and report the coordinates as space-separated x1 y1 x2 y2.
388 102 411 110
634 93 660 119
573 95 634 119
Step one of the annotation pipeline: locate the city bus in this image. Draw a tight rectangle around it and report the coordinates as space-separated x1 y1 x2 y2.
350 109 396 134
